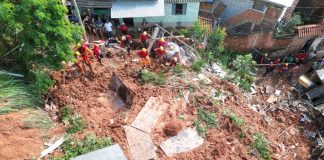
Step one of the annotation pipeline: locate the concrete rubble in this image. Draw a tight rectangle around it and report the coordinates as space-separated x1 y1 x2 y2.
160 128 204 157
71 144 127 160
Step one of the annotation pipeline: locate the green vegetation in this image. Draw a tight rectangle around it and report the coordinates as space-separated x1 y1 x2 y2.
197 107 217 127
191 60 205 73
205 28 226 62
23 110 54 130
252 133 271 160
230 54 257 92
194 107 218 137
51 134 113 160
60 106 85 134
0 0 83 100
223 110 245 127
172 64 184 74
277 14 303 35
139 69 166 85
194 120 207 137
0 75 41 114
180 21 207 42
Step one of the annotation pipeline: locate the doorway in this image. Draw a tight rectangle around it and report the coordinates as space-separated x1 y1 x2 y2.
123 18 134 27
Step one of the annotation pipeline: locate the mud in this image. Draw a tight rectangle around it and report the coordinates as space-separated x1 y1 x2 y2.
49 51 313 159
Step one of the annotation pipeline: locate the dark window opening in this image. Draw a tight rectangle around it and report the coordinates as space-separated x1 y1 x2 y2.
172 3 187 15
253 1 267 13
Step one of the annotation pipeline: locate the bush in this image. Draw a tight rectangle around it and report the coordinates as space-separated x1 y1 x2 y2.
194 120 207 137
223 110 245 127
60 106 85 134
191 60 205 73
252 133 271 160
229 54 257 92
277 14 303 35
197 107 217 127
31 69 55 96
51 134 113 160
139 69 166 85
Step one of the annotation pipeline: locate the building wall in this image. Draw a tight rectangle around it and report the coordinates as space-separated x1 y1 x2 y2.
133 2 200 27
225 31 310 54
217 0 254 20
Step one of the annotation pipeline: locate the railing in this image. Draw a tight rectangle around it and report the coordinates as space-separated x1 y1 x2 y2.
296 24 322 37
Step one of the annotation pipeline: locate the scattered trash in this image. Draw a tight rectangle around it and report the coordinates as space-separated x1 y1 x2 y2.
267 95 277 103
275 90 281 96
211 63 226 78
160 128 204 157
71 144 127 160
300 113 312 123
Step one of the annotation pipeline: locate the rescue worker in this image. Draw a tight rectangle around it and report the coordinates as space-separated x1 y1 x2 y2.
120 23 127 35
93 44 103 65
282 63 289 74
137 48 150 67
260 53 267 64
156 38 167 48
288 64 299 82
78 45 94 74
170 56 178 67
154 46 166 61
140 31 148 48
263 61 274 76
120 35 132 55
74 51 85 75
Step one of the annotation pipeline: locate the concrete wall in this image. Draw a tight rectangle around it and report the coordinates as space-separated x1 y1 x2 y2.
217 0 254 20
133 2 200 27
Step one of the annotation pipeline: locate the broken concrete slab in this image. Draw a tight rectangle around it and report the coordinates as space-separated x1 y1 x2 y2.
108 73 134 107
124 126 156 160
131 97 168 133
160 128 204 157
71 144 127 160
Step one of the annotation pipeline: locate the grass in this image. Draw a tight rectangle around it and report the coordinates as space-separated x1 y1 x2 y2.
172 64 184 74
223 110 245 127
197 107 217 127
0 75 41 114
252 133 271 160
191 60 205 73
60 106 85 134
139 69 166 85
22 110 54 130
50 134 113 160
194 120 207 137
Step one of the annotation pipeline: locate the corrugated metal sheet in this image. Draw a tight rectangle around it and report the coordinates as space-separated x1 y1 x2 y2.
165 0 205 3
111 0 164 18
76 0 112 8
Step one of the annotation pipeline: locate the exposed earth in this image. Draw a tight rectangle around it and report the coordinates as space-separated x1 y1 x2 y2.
0 50 317 159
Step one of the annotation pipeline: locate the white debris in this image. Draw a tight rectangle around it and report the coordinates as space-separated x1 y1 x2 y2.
211 63 227 78
275 90 281 96
160 128 204 156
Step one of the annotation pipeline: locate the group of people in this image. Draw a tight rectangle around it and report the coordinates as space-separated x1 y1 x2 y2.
261 50 324 82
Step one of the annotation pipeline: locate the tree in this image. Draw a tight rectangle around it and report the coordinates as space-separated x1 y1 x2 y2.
277 14 303 35
205 27 226 63
0 0 82 95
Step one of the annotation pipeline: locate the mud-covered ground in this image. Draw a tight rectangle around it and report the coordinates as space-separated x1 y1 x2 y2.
47 51 314 159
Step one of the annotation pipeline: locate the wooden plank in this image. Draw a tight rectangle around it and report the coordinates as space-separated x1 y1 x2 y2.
40 137 65 158
147 27 159 54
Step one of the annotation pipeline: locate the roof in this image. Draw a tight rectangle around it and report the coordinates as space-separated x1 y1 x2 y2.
111 0 164 18
261 0 295 7
75 0 112 8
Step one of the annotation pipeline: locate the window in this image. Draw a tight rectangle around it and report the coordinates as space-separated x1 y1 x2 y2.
172 3 187 15
252 1 267 13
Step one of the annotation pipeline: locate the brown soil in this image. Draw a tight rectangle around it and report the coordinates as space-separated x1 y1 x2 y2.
164 120 184 136
0 109 64 160
48 50 314 159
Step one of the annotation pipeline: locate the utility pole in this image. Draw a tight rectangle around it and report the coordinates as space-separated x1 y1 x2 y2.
71 0 88 42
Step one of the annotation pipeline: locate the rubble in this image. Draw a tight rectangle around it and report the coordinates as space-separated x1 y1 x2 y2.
160 128 204 157
71 144 127 160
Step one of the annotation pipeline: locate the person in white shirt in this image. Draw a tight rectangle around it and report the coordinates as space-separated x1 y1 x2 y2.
104 20 113 38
